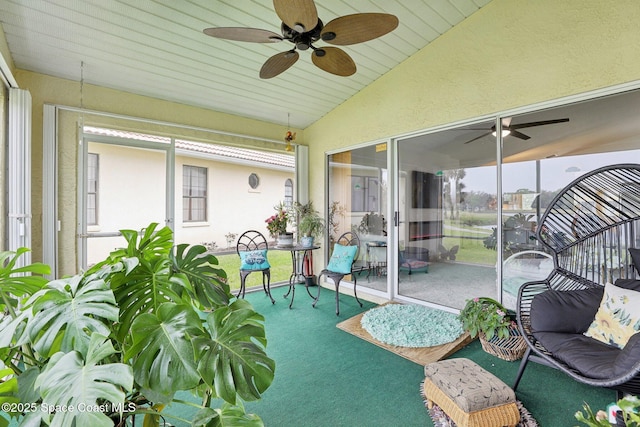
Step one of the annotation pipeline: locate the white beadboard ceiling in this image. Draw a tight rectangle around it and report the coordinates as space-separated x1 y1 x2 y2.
0 0 491 128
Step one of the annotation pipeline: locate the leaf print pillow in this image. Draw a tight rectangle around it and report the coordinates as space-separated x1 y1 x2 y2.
584 282 640 349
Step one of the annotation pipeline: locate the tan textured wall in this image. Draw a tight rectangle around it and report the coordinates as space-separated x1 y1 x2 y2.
305 0 640 250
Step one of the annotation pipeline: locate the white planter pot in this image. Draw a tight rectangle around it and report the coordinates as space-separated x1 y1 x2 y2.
276 233 294 247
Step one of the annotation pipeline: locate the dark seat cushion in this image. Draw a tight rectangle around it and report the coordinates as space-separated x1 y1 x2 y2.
529 279 640 335
533 331 619 379
529 278 640 380
530 287 603 334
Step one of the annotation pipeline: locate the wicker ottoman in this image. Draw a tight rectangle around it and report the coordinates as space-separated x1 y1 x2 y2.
423 358 520 427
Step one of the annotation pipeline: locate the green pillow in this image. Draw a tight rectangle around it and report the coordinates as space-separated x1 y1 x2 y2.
326 243 357 274
240 249 270 271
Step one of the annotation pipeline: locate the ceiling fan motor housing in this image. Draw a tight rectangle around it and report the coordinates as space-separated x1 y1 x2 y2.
281 20 323 50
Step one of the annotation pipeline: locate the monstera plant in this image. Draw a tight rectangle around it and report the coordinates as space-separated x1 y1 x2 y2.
0 223 275 427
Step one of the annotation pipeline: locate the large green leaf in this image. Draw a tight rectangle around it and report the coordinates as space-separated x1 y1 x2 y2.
0 248 50 297
0 249 49 324
193 299 275 404
34 334 133 427
105 224 187 341
26 274 119 356
125 303 204 403
192 402 264 427
0 364 18 427
171 244 230 310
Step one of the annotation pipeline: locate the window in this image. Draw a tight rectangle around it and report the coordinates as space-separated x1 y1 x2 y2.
284 178 293 207
351 176 379 212
248 173 260 189
87 153 99 225
183 165 207 222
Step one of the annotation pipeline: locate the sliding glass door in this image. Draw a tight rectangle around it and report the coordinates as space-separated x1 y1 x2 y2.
396 122 499 309
327 143 389 295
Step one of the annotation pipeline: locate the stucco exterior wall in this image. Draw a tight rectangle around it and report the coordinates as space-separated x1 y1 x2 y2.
84 142 293 266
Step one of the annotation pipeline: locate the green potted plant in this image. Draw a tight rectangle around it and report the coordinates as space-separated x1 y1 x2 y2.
0 223 275 427
457 297 526 361
296 202 325 248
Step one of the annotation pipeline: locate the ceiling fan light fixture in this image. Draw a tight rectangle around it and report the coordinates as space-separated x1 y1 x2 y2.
297 42 310 50
492 129 511 137
293 23 305 33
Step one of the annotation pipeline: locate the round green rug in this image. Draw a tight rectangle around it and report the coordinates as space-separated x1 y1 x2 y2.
360 304 464 348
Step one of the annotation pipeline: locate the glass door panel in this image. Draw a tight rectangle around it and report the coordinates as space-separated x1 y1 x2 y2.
83 140 167 268
328 144 389 293
396 122 499 310
500 90 640 309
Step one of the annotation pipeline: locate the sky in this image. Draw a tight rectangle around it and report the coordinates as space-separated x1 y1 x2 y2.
461 150 640 194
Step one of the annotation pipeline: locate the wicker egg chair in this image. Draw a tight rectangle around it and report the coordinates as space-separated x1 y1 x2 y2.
513 163 640 396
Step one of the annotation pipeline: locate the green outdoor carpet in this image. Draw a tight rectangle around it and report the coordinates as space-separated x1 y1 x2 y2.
162 286 614 427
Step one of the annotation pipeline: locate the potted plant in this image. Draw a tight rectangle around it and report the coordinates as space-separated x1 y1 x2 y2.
0 223 275 427
457 297 526 361
265 202 292 246
296 202 325 248
575 394 640 426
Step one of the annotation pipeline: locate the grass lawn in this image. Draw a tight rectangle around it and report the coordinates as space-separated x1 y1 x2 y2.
214 250 299 291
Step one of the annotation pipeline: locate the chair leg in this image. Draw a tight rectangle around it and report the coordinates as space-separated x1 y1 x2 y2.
237 271 247 299
312 272 323 308
512 346 532 391
335 279 341 316
352 276 363 308
263 270 274 304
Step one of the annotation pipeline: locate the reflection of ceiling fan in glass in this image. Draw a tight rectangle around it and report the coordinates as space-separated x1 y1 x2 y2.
464 117 570 144
203 0 398 79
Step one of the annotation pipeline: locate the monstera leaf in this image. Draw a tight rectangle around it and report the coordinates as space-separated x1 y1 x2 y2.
26 274 118 356
170 243 230 310
193 402 264 427
106 225 187 341
0 364 18 427
0 248 49 300
125 302 204 403
193 299 275 404
34 334 133 427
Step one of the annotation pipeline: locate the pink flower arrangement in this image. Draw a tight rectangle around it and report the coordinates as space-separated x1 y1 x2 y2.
265 204 289 237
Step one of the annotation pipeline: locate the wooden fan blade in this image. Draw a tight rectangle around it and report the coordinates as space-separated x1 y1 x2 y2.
203 27 282 43
510 118 570 130
312 47 356 77
273 0 318 33
260 50 299 79
510 130 531 140
321 13 399 45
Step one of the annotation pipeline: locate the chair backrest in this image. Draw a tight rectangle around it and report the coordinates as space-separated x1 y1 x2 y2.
236 230 269 254
335 231 360 263
535 164 640 287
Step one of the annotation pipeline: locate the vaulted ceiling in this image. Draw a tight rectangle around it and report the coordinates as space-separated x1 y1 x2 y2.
0 0 490 128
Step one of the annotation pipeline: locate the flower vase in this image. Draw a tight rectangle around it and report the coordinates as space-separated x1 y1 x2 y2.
276 232 294 247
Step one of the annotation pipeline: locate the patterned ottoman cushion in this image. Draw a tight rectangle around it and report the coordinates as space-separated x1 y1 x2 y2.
423 358 516 413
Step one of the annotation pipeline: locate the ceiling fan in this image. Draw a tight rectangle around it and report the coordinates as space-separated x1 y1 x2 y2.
203 0 398 79
464 117 570 144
